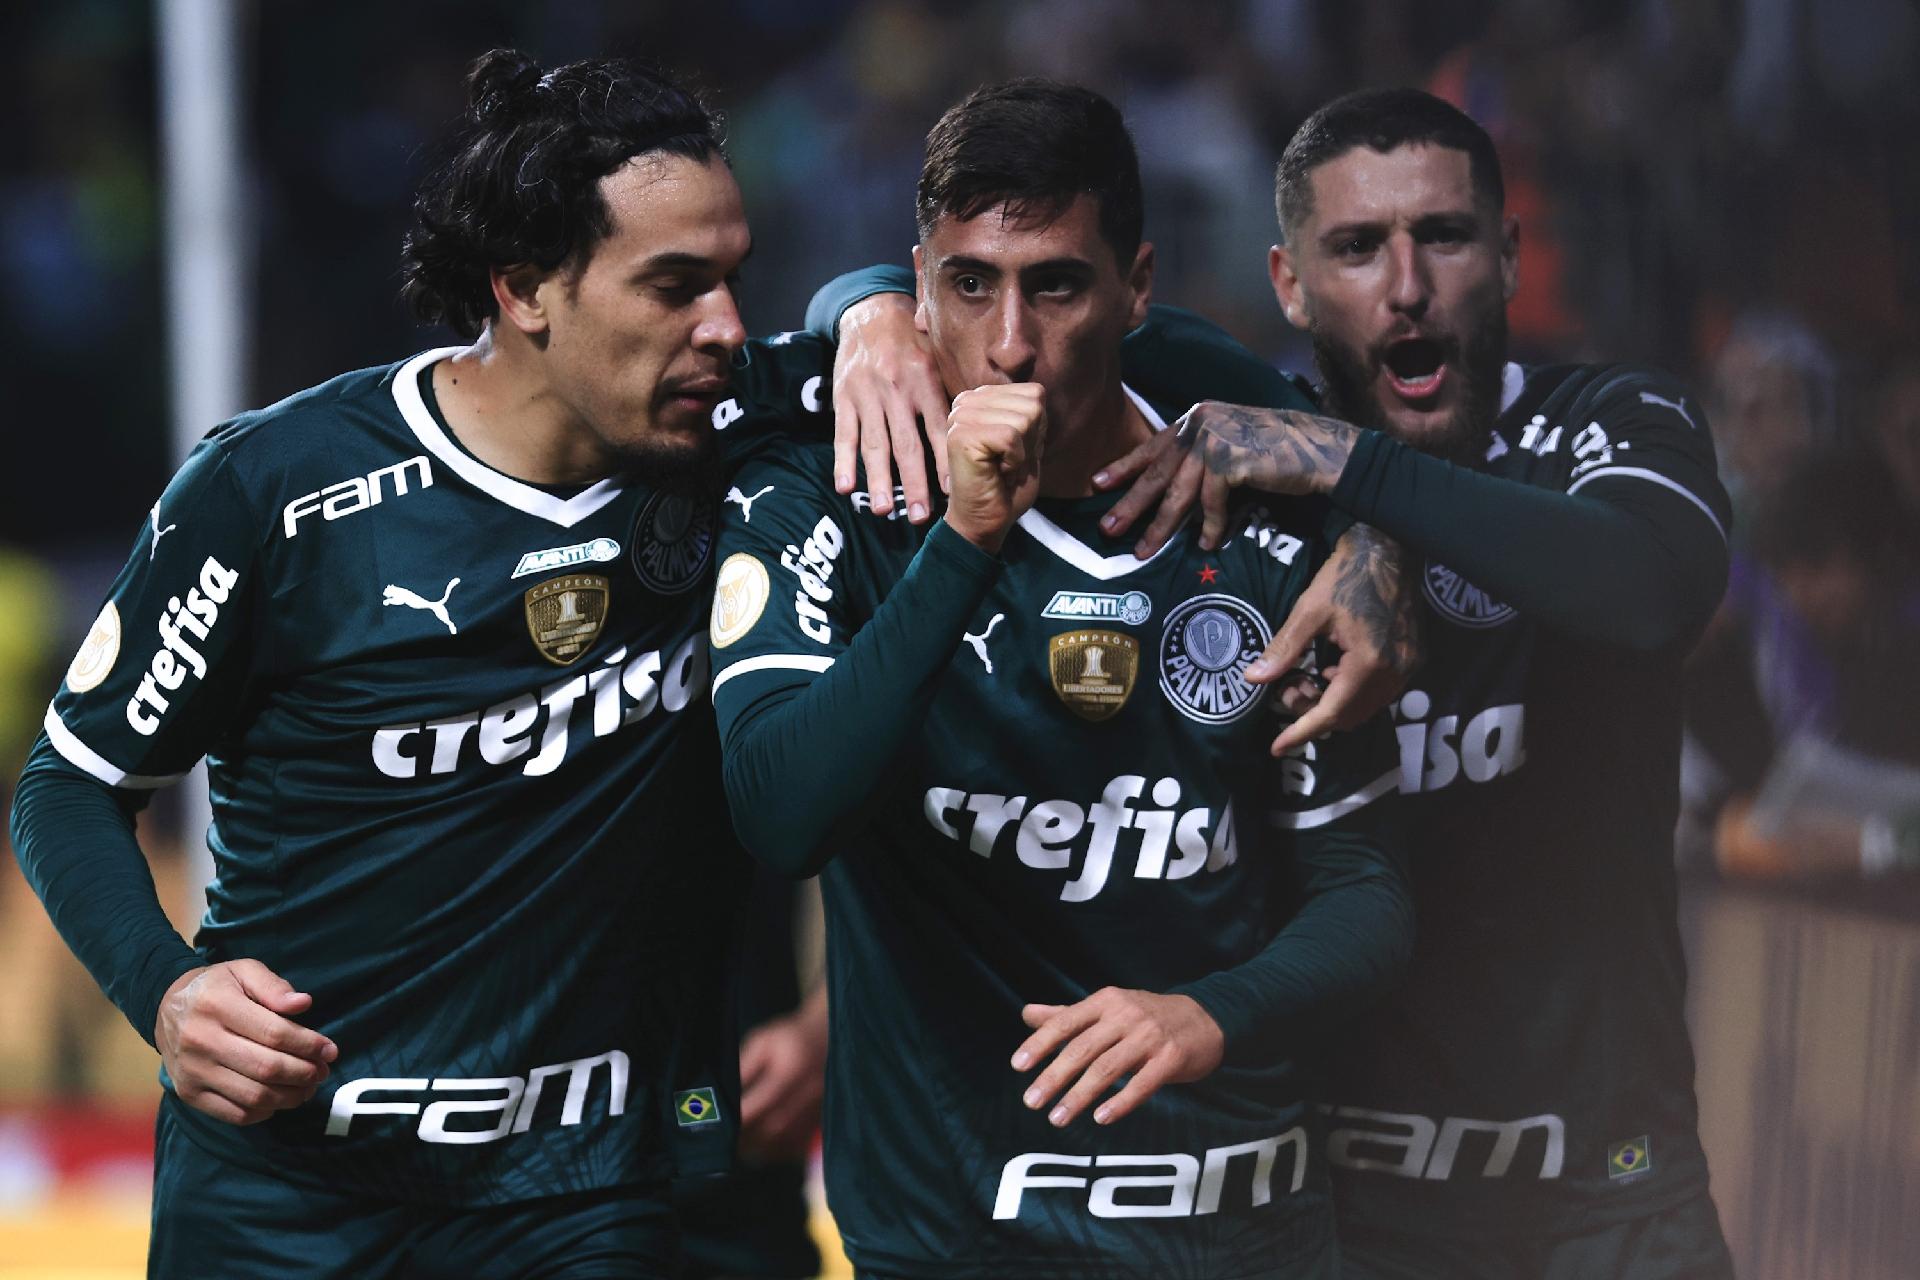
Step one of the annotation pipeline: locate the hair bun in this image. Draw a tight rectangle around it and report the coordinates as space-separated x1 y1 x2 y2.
467 49 544 120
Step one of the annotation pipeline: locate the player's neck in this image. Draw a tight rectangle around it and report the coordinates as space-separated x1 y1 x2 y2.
1037 379 1152 499
431 332 623 487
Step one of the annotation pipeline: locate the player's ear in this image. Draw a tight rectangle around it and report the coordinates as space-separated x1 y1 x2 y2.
1500 214 1520 303
1124 242 1154 330
1270 245 1309 330
912 244 930 335
491 263 551 336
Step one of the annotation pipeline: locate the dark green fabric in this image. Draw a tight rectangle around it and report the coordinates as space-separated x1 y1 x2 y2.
9 739 198 1046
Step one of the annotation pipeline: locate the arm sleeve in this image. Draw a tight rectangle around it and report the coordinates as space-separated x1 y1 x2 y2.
804 265 915 341
1331 371 1731 652
13 436 264 1043
711 453 1002 877
9 740 200 1046
1171 710 1412 1061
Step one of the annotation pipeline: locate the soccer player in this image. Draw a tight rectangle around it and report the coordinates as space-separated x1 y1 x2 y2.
708 80 1413 1279
9 51 759 1277
1093 89 1736 1278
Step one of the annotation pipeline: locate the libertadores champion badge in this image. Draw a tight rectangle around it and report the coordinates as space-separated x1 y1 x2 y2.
631 491 716 595
525 574 609 665
1158 593 1271 724
1049 629 1139 721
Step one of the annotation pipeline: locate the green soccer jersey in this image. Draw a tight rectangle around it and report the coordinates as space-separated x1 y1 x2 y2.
708 333 1410 1279
1319 362 1731 1238
36 349 755 1205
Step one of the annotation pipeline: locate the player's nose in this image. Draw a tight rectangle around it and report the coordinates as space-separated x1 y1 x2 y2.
987 293 1039 382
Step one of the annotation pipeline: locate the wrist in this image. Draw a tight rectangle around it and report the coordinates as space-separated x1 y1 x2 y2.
941 512 1008 557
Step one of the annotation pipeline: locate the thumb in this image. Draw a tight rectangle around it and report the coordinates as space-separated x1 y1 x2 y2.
230 959 312 1014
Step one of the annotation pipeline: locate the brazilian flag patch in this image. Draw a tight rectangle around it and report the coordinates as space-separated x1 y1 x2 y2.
673 1087 722 1128
1607 1136 1652 1181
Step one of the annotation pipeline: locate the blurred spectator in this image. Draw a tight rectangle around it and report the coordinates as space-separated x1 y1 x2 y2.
1706 310 1840 526
1682 452 1920 879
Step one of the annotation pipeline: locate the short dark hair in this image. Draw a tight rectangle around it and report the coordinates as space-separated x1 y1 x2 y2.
1275 88 1504 240
916 79 1143 266
400 49 725 339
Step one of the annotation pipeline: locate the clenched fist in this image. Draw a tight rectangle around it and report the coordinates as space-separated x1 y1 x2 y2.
942 383 1047 554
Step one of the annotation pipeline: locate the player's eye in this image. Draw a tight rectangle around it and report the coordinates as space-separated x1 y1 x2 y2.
1335 236 1379 260
953 274 987 297
1030 273 1081 300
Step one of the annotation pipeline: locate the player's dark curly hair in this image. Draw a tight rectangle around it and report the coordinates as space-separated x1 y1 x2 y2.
1275 88 1505 241
916 79 1143 266
400 49 725 339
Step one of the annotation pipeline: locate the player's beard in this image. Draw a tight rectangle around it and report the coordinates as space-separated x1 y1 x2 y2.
616 427 725 498
1312 305 1509 463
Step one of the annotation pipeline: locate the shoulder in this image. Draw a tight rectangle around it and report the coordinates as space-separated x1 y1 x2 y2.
1123 305 1315 413
1523 362 1706 434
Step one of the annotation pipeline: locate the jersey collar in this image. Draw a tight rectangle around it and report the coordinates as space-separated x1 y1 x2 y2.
392 348 628 528
1014 384 1188 581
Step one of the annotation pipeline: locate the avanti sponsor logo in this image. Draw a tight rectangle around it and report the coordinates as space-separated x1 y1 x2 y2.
1041 589 1151 626
511 537 621 579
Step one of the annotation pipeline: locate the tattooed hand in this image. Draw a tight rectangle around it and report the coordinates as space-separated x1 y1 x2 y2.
1246 523 1421 755
1094 402 1363 557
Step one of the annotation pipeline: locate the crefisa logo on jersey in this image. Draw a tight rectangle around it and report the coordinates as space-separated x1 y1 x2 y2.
1041 589 1151 627
631 492 715 595
1422 560 1516 628
524 575 609 665
1158 594 1271 724
1048 630 1139 721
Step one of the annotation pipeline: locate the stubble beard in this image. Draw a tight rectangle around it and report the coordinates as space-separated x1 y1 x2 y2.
614 427 726 498
1311 304 1510 464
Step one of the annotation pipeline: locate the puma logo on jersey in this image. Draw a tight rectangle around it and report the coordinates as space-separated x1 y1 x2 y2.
1393 689 1526 794
781 516 845 643
147 503 177 561
383 578 461 636
126 557 239 736
1324 1106 1565 1182
995 1129 1307 1221
371 634 706 780
963 613 1005 674
1638 390 1697 430
923 774 1237 902
725 485 774 523
283 455 432 539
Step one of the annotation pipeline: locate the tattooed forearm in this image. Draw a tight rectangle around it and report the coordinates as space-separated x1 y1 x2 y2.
1176 402 1361 496
1330 524 1422 678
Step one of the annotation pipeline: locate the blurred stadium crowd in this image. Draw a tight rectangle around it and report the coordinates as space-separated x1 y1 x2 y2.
0 0 1916 1272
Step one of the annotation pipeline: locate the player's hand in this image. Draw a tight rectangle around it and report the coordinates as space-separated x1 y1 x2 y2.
832 292 949 523
155 960 338 1126
1012 988 1224 1128
943 383 1046 555
737 991 828 1164
1094 401 1362 557
1090 413 1233 554
1247 523 1421 755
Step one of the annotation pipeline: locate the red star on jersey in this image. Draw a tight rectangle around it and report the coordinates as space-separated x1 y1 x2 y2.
1197 565 1219 584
